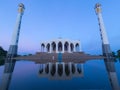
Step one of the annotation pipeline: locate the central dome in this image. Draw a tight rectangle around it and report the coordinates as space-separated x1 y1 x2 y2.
40 38 81 53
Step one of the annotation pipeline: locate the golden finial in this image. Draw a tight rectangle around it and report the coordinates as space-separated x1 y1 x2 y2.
18 3 25 13
95 3 101 14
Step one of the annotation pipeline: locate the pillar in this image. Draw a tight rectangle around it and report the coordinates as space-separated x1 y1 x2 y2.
80 44 82 52
62 42 64 53
68 42 71 53
50 43 52 53
41 45 43 52
44 44 46 52
40 44 42 52
56 42 58 53
73 43 76 52
95 3 119 90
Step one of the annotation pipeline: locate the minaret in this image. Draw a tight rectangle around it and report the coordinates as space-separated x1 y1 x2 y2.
1 3 25 90
7 3 25 58
95 3 119 90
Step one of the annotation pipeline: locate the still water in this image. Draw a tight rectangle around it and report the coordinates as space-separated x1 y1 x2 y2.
0 60 120 90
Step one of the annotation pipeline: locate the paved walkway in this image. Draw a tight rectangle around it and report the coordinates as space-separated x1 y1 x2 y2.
13 52 105 63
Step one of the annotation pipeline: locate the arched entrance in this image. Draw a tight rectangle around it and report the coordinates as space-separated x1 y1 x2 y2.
52 42 56 53
58 42 62 52
46 43 50 52
64 42 69 53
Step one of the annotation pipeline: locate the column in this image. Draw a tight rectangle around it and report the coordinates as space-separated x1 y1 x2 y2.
44 44 46 52
77 45 79 52
79 44 82 52
63 62 65 76
41 45 43 52
69 62 72 75
40 44 42 52
73 43 76 52
56 42 58 53
68 42 70 53
62 42 64 53
50 43 52 53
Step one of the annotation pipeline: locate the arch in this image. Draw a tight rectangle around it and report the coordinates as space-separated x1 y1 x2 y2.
75 43 79 52
58 42 62 52
58 64 63 76
41 43 45 52
45 64 49 74
72 64 75 74
52 42 56 53
39 64 44 74
41 43 45 47
77 64 82 74
70 43 74 52
64 42 69 52
65 64 70 76
51 64 56 76
46 43 50 52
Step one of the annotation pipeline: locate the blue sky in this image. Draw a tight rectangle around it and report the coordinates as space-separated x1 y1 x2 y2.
0 0 120 55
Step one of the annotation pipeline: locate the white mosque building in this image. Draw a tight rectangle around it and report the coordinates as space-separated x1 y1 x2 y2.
40 38 82 53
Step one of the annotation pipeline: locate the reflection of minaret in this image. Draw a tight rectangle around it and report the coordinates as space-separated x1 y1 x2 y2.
95 3 119 90
1 3 25 90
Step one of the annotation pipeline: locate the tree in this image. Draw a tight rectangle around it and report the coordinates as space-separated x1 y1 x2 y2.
0 46 7 65
0 46 7 56
117 50 120 58
112 52 116 57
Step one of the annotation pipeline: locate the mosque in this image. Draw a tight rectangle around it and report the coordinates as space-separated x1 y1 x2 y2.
9 3 106 80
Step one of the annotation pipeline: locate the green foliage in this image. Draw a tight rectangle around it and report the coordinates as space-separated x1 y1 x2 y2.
111 50 120 62
117 50 120 58
0 46 7 57
0 46 7 66
112 52 116 57
28 54 32 56
0 57 5 65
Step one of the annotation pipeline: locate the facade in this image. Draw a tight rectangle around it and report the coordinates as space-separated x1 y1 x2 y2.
40 38 81 53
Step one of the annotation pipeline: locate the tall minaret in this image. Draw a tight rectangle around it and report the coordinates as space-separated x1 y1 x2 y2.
7 3 25 58
1 3 25 90
95 3 111 55
95 3 119 90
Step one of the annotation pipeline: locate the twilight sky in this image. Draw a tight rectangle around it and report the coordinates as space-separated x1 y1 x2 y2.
0 0 120 55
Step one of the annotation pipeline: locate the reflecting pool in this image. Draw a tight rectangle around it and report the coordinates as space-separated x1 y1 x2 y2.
0 60 120 90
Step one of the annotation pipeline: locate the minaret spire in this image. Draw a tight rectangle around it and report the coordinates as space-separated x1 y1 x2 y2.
95 3 109 44
8 3 25 56
95 3 119 90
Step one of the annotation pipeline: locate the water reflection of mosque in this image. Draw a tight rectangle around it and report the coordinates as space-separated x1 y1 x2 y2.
38 62 83 80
